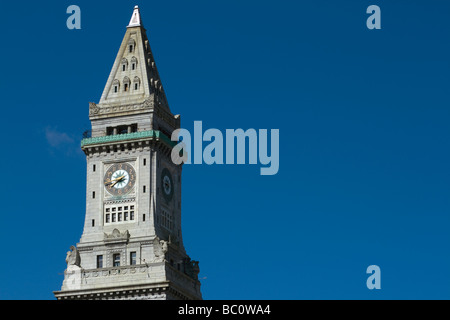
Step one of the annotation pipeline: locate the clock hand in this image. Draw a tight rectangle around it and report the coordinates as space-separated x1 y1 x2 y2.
105 175 125 184
105 177 120 186
110 175 125 188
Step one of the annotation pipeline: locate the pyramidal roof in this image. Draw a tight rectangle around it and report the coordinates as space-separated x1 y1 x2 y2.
98 6 170 111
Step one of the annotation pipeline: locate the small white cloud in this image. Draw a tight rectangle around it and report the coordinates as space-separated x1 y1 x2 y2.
45 127 74 148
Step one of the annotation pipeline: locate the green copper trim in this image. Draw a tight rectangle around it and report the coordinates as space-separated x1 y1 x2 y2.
81 130 176 148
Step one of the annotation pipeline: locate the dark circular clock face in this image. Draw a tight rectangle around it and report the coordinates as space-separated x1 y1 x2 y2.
104 162 136 196
161 168 174 202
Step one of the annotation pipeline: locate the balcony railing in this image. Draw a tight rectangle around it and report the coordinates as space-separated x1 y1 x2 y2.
81 130 175 148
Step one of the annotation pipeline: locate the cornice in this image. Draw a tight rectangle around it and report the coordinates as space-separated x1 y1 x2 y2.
81 130 175 149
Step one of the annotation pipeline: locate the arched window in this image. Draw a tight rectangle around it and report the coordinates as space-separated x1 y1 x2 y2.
121 58 128 72
123 77 130 92
128 39 136 53
113 79 120 93
131 56 138 71
133 76 141 91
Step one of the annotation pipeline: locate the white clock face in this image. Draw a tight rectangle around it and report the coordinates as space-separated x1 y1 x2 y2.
163 175 171 195
111 170 130 189
104 163 136 196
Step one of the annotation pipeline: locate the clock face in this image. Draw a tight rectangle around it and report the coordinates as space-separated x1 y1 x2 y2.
104 162 136 196
161 168 174 202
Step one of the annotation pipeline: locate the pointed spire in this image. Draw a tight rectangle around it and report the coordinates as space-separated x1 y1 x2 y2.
98 6 170 112
127 6 142 28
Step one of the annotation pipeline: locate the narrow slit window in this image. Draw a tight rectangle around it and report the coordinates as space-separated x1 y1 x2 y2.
113 254 120 267
97 255 103 268
130 252 136 265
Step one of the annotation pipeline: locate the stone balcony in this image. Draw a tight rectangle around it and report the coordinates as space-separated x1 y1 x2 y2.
54 262 201 300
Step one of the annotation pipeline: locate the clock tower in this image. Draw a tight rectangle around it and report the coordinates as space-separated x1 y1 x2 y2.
54 6 202 300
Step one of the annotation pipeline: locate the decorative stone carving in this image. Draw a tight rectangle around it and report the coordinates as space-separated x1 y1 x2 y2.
62 245 83 291
88 96 162 120
184 257 200 280
66 245 81 267
89 102 100 115
153 236 168 262
104 229 130 243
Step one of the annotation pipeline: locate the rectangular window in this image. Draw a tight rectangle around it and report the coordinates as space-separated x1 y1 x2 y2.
92 191 95 199
161 208 173 231
143 185 146 193
91 219 95 227
104 204 137 224
130 252 136 265
130 206 135 220
143 158 146 166
113 254 120 267
93 164 96 172
97 255 103 268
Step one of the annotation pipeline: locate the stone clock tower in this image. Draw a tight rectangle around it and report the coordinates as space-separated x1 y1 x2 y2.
54 6 202 300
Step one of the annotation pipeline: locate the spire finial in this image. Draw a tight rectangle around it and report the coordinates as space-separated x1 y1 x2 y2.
127 5 141 28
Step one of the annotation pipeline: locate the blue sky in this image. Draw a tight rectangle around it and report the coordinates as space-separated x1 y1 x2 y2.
0 0 449 299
